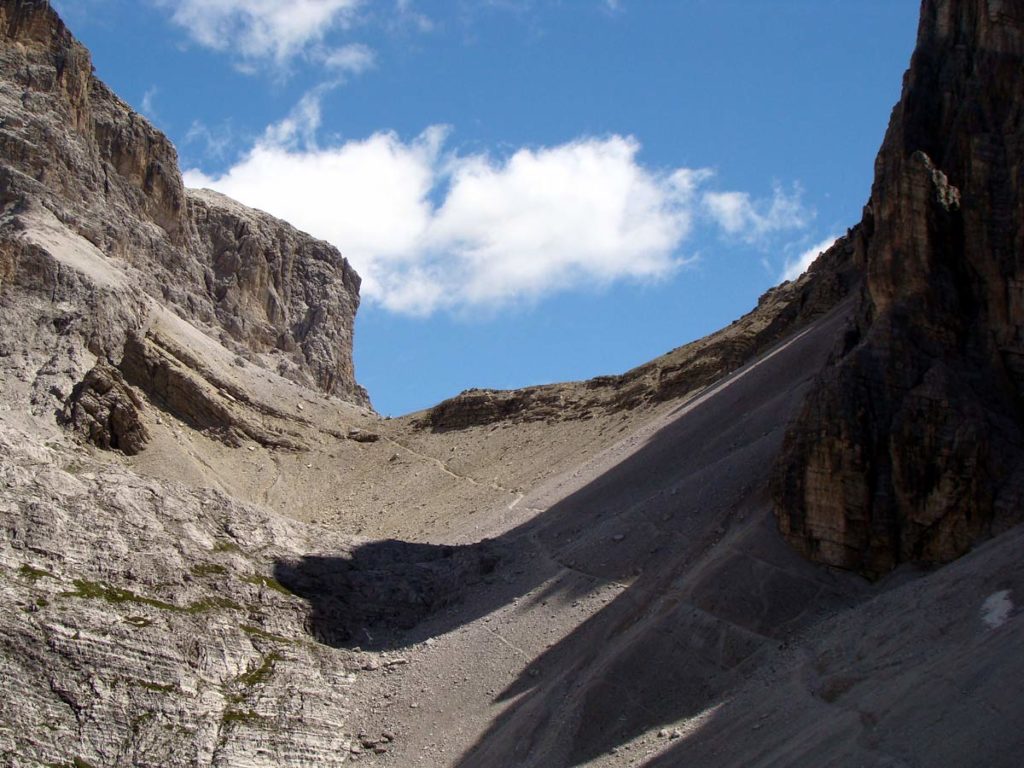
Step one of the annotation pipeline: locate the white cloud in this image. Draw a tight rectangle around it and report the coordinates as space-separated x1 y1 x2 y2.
159 0 363 66
185 92 809 316
704 184 810 244
393 0 434 32
319 43 376 73
183 120 237 161
780 235 839 282
140 86 159 119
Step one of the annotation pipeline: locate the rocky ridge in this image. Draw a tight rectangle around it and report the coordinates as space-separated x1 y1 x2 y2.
772 0 1024 577
422 234 860 430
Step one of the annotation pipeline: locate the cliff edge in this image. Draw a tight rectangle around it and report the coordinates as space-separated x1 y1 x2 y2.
773 0 1024 577
0 0 368 442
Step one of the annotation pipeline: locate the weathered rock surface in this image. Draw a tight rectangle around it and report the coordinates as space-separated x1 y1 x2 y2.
0 421 360 767
118 327 305 450
59 360 149 454
773 0 1024 577
189 190 367 404
0 0 366 413
1 1 1022 767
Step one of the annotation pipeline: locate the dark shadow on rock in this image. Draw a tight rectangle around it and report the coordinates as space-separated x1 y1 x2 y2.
274 539 504 651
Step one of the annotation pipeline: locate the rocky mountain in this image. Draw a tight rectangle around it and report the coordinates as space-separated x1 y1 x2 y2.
0 1 1022 767
773 0 1024 578
0 0 367 427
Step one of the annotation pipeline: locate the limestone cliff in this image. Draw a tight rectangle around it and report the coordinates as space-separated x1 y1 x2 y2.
773 0 1024 577
0 0 367 428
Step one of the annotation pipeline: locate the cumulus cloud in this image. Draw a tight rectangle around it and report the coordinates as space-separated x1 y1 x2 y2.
159 0 363 66
185 92 809 315
780 235 839 282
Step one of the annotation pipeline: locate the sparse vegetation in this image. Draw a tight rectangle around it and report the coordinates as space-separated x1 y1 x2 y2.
18 564 54 583
236 652 280 688
240 624 291 644
64 579 241 614
63 579 179 611
192 563 227 577
187 596 243 613
221 708 267 726
243 574 293 596
225 652 281 706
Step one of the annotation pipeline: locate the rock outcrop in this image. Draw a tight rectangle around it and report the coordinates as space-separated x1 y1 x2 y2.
0 0 367 420
0 421 361 767
773 0 1024 577
189 190 367 404
59 361 149 454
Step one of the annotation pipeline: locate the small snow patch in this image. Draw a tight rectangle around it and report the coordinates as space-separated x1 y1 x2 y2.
981 590 1013 629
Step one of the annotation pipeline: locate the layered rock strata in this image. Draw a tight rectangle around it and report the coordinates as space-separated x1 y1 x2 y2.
0 0 367 432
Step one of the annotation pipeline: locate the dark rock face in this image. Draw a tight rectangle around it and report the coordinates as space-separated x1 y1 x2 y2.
0 0 367 411
59 362 149 454
773 0 1024 578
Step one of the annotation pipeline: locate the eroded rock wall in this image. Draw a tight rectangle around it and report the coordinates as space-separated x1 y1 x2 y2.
773 0 1024 577
0 0 367 421
189 190 367 405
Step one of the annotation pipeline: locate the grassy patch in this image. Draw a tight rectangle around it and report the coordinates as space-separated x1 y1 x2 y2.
240 625 291 644
226 652 281 705
18 564 54 583
236 652 280 688
192 563 227 577
213 541 242 554
62 580 179 612
243 575 293 596
187 596 243 613
222 709 267 726
65 579 241 614
124 615 153 628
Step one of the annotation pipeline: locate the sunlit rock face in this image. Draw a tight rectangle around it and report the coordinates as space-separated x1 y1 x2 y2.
0 0 366 414
773 0 1024 578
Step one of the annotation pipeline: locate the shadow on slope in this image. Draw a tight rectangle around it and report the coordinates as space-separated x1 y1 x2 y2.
274 303 872 765
637 522 1024 768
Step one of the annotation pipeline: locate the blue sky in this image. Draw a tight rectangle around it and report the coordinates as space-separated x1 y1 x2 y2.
55 0 919 415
